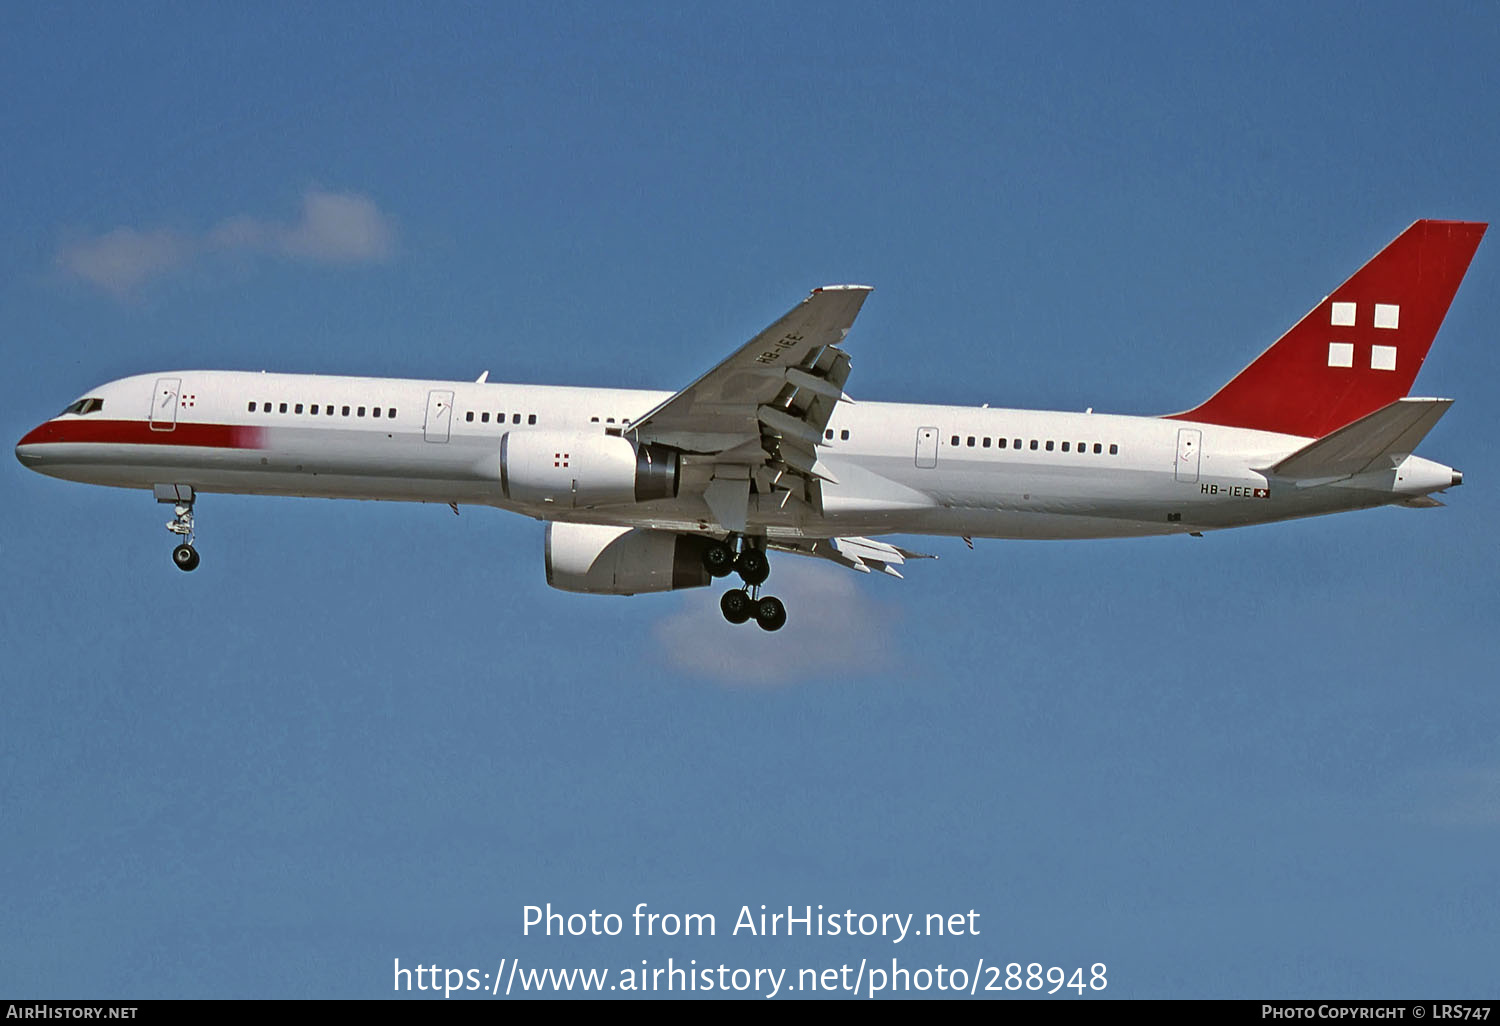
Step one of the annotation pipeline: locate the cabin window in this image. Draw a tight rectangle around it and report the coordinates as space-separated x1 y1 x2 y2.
1109 444 1119 455
951 435 959 446
998 438 1007 449
967 436 975 447
1061 441 1070 452
465 411 474 422
528 414 537 425
388 408 395 418
357 406 366 417
295 403 304 414
825 429 833 440
247 401 256 413
342 406 350 416
279 402 288 413
327 406 335 416
982 437 991 448
1013 438 1022 449
1045 440 1054 451
483 412 491 423
1030 440 1038 450
311 404 320 415
1093 443 1102 454
512 414 520 424
374 407 383 418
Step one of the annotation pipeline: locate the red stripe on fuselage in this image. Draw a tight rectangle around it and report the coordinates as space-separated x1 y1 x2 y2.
18 419 266 449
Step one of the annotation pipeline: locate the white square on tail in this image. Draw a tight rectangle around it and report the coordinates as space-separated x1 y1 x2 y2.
1374 303 1400 329
1371 345 1397 371
1331 302 1356 326
1327 342 1354 368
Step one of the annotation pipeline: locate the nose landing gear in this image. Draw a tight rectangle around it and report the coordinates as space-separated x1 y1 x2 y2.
158 485 200 572
704 537 785 631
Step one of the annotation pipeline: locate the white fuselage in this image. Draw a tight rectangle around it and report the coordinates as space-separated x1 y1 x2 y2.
16 370 1458 542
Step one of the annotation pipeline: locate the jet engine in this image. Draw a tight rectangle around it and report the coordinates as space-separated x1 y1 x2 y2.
545 522 712 595
500 431 679 507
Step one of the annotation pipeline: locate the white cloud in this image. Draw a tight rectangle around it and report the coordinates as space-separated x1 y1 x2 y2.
273 190 395 263
57 227 192 298
58 188 396 297
651 558 898 686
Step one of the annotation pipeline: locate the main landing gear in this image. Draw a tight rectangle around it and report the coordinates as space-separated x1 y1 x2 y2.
703 538 786 631
162 491 200 572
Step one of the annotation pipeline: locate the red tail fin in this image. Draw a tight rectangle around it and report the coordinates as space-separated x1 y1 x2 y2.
1169 220 1486 438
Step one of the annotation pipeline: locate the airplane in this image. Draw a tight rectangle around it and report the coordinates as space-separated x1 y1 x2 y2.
15 219 1486 632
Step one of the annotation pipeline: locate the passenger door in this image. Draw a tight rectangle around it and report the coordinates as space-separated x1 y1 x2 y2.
915 426 938 469
424 390 454 442
1175 428 1202 483
149 377 181 432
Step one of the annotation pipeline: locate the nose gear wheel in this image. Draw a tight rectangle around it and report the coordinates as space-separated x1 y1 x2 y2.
164 500 200 572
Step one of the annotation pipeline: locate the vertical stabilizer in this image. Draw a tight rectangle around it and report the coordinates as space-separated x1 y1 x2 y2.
1169 220 1485 438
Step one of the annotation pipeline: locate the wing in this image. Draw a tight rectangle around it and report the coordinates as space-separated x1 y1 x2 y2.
631 285 872 531
770 536 936 578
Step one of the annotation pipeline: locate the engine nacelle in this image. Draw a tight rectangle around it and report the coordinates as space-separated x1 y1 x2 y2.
545 522 712 595
500 430 679 507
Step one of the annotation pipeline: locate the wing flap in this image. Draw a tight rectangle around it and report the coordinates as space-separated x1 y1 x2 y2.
770 536 936 578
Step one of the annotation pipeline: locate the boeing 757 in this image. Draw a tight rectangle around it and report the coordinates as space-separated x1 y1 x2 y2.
15 220 1485 631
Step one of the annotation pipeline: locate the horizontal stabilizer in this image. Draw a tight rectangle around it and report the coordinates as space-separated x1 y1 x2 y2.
1266 397 1452 480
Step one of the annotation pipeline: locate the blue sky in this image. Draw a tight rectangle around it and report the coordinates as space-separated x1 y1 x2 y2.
2 2 1497 999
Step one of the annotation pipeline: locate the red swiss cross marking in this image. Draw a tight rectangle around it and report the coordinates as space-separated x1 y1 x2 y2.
554 452 570 468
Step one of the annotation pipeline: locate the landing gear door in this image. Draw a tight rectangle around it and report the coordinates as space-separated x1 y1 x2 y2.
424 389 454 442
915 426 938 469
1175 428 1202 483
149 377 181 432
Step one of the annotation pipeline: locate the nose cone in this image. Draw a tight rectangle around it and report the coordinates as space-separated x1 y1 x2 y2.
15 420 56 467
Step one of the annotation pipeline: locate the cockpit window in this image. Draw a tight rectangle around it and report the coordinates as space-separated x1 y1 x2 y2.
61 398 105 415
